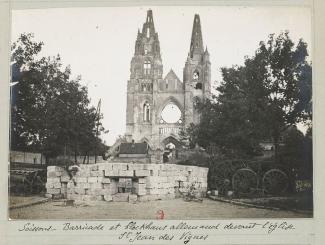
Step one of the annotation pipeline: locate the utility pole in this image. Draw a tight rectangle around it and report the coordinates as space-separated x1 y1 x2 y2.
94 99 101 163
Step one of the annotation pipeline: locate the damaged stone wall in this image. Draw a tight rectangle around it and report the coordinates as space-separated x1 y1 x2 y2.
46 163 208 202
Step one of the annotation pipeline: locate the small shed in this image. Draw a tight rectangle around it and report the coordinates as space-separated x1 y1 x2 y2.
118 142 149 158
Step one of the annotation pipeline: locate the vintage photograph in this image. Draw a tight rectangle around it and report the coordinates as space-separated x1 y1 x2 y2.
9 6 312 219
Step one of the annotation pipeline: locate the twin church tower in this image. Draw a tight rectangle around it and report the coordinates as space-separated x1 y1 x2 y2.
125 10 211 151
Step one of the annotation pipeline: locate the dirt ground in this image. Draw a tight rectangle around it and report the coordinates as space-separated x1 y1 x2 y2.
9 198 311 220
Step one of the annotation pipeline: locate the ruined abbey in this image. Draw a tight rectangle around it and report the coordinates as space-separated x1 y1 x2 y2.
125 10 211 151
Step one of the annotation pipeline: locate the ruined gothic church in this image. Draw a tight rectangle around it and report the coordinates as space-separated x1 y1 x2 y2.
125 10 211 151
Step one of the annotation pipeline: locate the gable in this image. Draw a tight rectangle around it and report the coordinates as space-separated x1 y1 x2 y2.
159 69 183 91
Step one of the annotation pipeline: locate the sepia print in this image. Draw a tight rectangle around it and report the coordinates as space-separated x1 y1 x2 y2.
9 6 312 220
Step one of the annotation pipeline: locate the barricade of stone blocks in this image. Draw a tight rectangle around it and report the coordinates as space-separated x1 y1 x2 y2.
47 163 209 202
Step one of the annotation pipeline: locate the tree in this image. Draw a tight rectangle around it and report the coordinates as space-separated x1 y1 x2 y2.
246 31 312 161
183 31 312 160
10 33 108 162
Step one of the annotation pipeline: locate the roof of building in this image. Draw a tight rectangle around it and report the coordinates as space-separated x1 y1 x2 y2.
119 142 148 154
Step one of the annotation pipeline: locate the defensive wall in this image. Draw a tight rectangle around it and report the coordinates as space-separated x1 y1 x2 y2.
46 162 208 202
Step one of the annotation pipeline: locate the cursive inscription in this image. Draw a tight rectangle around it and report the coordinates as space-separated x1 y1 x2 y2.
18 223 56 232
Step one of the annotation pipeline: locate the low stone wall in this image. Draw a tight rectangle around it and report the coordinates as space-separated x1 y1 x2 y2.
46 163 208 202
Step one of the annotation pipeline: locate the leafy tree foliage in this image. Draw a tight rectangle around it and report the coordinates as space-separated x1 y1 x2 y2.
10 33 108 162
183 31 312 160
280 126 312 179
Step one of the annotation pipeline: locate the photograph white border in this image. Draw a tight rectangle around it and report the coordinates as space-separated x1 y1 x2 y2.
0 0 324 244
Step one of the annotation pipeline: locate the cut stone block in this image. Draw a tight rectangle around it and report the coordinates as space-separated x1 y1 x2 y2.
158 170 168 176
98 163 113 171
45 193 53 199
55 171 64 177
75 177 87 183
74 188 86 195
47 188 61 194
53 182 62 188
137 195 149 202
61 176 70 182
118 170 134 177
90 183 103 189
46 183 53 189
79 183 90 189
102 177 111 184
113 163 127 171
90 165 99 171
138 178 146 184
47 171 57 178
128 194 137 203
88 177 98 183
47 177 61 184
112 193 129 202
90 171 100 177
135 170 150 177
104 195 113 202
137 191 146 196
52 193 64 199
105 169 119 177
48 166 63 172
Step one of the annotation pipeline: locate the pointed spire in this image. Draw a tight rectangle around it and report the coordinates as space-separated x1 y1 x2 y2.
189 14 204 58
142 9 155 37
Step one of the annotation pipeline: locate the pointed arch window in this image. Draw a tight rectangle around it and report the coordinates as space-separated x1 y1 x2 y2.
143 102 150 122
144 61 151 75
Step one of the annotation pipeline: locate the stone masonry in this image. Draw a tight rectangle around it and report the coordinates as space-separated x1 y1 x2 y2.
125 10 211 150
46 163 208 202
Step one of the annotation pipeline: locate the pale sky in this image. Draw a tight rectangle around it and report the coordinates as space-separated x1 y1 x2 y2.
11 6 312 145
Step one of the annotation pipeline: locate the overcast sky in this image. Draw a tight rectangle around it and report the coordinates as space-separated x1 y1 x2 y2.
11 6 311 145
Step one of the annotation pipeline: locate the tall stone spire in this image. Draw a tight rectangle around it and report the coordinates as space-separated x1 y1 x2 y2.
134 9 161 58
189 14 204 58
142 9 155 36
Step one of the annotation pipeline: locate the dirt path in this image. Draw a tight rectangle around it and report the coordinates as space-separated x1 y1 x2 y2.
9 198 311 220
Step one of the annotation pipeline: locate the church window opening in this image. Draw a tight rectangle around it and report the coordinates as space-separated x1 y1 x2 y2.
146 28 150 38
193 71 199 80
195 82 203 90
161 103 181 124
144 61 151 75
143 102 150 122
144 49 148 55
165 80 169 89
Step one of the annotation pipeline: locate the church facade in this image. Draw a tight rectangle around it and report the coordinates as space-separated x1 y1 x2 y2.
125 10 211 151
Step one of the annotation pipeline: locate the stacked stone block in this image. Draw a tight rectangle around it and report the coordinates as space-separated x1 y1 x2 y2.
45 166 70 199
46 162 208 202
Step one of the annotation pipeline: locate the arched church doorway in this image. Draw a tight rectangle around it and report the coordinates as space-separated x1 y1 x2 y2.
162 136 181 163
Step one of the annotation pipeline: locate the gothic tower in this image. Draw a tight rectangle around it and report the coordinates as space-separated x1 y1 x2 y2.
125 11 211 152
125 10 163 143
183 14 211 126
